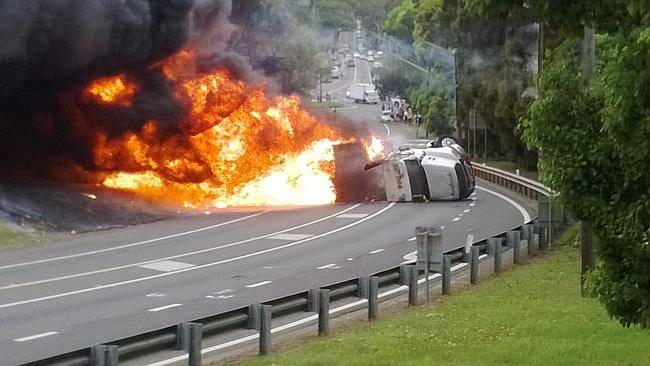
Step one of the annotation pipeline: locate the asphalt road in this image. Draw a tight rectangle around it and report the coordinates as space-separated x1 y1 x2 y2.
0 32 533 366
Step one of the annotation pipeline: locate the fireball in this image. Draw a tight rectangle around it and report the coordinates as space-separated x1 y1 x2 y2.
85 51 384 209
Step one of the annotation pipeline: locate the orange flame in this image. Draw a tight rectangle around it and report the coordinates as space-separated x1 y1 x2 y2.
85 74 136 106
87 51 384 209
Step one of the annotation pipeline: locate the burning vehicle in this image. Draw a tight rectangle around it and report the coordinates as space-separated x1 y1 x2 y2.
0 1 387 214
365 137 475 202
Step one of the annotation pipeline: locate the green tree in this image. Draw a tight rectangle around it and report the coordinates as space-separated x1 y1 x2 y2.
383 0 416 42
468 0 650 327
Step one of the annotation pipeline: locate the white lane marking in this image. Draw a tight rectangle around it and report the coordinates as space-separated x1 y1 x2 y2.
0 204 362 292
0 203 393 310
138 260 194 272
479 254 488 259
14 331 58 342
245 281 272 288
402 251 417 263
463 209 470 213
145 293 167 298
469 202 476 207
384 123 391 137
206 295 235 299
369 249 384 254
337 213 368 219
452 217 461 222
267 234 314 241
347 258 354 261
407 237 416 241
212 289 233 295
0 211 269 271
458 213 464 217
317 263 340 270
441 226 446 230
148 304 182 312
476 186 532 223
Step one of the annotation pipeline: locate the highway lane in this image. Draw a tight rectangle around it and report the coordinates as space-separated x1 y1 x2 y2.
0 186 531 365
0 31 532 365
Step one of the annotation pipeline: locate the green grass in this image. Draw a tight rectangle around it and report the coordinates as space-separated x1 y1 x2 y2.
238 247 648 366
0 223 41 249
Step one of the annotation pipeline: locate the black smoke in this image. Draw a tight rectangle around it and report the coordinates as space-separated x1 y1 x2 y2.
0 0 235 181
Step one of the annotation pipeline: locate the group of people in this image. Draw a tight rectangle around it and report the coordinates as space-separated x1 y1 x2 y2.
382 99 422 126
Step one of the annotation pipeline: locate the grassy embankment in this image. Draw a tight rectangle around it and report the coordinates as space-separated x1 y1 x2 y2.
238 230 648 366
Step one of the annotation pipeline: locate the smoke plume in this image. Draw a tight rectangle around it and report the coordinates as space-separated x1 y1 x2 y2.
0 0 236 181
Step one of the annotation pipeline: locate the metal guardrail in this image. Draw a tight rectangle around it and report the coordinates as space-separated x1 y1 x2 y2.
472 163 552 199
23 165 553 366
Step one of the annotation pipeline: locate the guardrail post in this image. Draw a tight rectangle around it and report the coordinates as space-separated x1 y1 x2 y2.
176 322 190 351
91 344 119 366
368 276 379 320
528 225 537 256
470 246 480 285
188 322 203 366
507 230 522 264
308 288 319 312
399 263 410 285
534 233 540 254
358 276 369 299
318 288 330 335
494 238 503 273
408 265 418 306
442 255 451 295
259 304 272 355
248 304 261 330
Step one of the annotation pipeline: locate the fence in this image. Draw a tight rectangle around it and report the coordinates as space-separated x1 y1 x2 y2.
24 167 557 366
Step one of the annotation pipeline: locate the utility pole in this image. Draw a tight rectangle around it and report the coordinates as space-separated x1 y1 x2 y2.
580 26 596 296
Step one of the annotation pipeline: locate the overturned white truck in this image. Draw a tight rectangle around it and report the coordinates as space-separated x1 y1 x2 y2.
366 137 475 202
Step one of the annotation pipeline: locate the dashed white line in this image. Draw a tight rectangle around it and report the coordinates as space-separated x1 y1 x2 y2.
347 258 354 261
463 209 471 213
145 293 167 298
452 217 461 222
0 204 362 293
148 304 182 312
0 203 393 310
369 249 385 254
0 211 269 271
337 213 369 219
407 237 416 241
14 331 58 342
317 263 340 270
245 281 272 288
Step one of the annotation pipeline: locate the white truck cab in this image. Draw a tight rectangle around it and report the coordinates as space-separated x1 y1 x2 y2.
377 138 475 202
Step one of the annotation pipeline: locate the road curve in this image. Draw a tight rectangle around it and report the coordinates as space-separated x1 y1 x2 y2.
0 185 531 365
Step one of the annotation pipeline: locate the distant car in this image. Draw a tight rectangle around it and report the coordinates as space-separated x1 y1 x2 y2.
347 58 355 67
375 51 384 59
330 66 343 79
380 110 392 123
368 55 374 62
354 52 360 58
368 50 374 56
373 61 383 69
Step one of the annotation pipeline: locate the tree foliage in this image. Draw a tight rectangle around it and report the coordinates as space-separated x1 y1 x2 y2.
513 5 650 327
